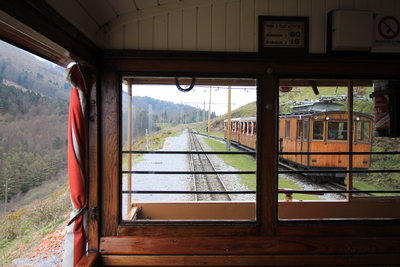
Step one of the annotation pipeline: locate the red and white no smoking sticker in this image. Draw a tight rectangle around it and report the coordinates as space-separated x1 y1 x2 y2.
378 16 400 40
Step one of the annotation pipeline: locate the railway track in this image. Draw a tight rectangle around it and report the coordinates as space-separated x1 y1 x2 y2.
189 130 231 201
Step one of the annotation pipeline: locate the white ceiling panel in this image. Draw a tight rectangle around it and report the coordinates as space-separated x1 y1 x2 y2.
158 0 180 6
135 0 159 10
107 0 136 15
78 0 117 26
46 0 99 40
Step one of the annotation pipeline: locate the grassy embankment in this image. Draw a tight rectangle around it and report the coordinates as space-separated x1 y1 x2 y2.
203 137 322 201
0 181 70 265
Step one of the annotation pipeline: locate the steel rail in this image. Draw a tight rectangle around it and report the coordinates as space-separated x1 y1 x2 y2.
189 130 231 201
188 135 198 201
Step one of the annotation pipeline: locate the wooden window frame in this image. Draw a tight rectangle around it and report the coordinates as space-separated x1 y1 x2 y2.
98 51 400 264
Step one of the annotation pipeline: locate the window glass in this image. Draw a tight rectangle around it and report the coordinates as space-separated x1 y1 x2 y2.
278 78 400 221
328 121 347 140
356 120 370 141
121 77 257 221
313 120 324 140
285 120 290 138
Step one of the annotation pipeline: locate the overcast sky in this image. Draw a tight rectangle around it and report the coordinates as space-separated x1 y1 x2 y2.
123 84 257 116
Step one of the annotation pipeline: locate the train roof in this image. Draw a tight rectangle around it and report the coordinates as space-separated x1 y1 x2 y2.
224 117 256 122
279 110 374 119
289 96 345 113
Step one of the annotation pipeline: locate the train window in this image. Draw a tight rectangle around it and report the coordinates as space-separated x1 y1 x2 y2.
296 120 303 139
313 121 324 140
121 76 257 222
285 120 290 139
328 121 347 140
277 78 400 221
356 120 370 141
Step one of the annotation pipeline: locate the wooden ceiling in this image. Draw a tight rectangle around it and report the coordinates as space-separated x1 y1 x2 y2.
45 0 180 45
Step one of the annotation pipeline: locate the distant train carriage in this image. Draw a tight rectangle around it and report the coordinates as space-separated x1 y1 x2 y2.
224 99 373 182
224 117 257 149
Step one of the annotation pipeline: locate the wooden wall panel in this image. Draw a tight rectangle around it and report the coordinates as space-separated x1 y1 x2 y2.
297 0 311 16
240 0 255 52
139 17 153 49
153 14 168 50
326 0 340 13
124 21 139 49
254 0 269 50
197 6 212 51
310 0 326 53
167 9 183 50
211 3 226 51
269 0 284 15
182 7 197 50
339 0 354 9
102 0 400 53
354 0 368 10
225 0 241 51
108 26 124 49
284 0 298 16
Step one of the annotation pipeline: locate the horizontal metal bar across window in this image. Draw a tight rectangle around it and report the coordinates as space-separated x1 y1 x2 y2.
277 190 400 194
122 190 256 194
278 169 400 174
122 150 255 155
122 171 256 175
278 151 400 155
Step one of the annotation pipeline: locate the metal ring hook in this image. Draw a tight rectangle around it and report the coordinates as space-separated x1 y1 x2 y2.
175 77 196 92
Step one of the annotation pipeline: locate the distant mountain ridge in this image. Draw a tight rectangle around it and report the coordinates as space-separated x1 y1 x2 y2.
0 40 70 100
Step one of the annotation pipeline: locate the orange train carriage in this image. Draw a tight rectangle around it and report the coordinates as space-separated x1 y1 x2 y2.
224 103 373 182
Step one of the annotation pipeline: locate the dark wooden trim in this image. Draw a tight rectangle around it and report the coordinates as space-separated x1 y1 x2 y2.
0 17 70 66
88 72 100 251
103 49 400 64
100 254 400 266
101 66 120 236
259 73 278 234
99 235 400 255
76 251 99 267
102 51 400 78
277 220 400 236
0 0 100 66
117 224 259 237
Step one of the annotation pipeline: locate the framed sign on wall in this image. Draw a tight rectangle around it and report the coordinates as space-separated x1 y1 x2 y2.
258 16 309 55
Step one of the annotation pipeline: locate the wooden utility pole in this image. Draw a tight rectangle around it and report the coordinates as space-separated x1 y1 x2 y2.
226 86 232 151
207 86 212 137
347 81 354 201
127 80 132 214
